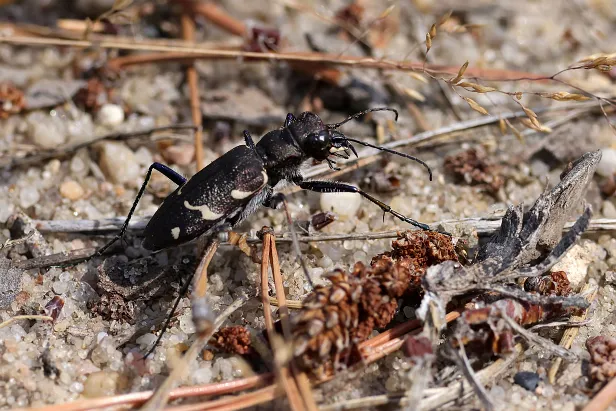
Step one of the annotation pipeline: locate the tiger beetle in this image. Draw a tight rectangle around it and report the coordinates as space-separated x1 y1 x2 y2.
97 107 432 258
95 107 434 355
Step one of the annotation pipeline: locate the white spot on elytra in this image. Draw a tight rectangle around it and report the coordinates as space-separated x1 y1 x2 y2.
171 227 180 239
231 189 254 199
184 201 224 220
231 170 269 200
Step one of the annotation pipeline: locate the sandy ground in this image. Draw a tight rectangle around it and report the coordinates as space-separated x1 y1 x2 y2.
0 0 616 409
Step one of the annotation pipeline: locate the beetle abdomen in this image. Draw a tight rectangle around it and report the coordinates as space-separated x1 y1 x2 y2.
142 146 266 251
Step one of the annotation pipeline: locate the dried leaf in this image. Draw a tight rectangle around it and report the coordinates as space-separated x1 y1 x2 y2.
451 61 469 84
499 118 507 135
541 92 590 102
425 33 432 52
438 10 453 26
457 81 497 93
408 72 428 84
429 24 437 39
463 97 488 115
379 4 396 19
403 87 426 102
505 119 525 143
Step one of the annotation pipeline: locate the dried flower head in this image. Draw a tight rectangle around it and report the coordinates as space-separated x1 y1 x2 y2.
586 336 616 383
293 231 457 376
0 83 26 119
444 148 504 193
210 326 253 355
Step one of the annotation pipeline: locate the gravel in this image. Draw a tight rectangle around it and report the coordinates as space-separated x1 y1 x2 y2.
0 0 615 409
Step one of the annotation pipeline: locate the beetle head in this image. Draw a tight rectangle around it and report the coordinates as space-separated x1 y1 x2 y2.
302 129 357 161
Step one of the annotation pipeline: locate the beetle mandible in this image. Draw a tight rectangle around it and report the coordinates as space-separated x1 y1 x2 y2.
96 107 433 256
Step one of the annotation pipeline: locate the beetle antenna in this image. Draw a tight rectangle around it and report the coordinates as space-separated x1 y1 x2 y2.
345 137 433 181
326 107 399 129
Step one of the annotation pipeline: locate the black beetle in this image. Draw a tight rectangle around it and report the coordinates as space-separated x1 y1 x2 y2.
97 107 433 255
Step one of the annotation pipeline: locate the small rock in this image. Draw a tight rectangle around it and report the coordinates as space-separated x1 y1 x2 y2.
19 187 40 209
551 241 605 289
97 104 125 127
605 270 616 284
597 148 616 178
98 142 140 185
602 200 616 218
320 192 361 219
162 143 195 166
0 258 23 309
60 180 85 201
82 371 122 398
513 371 540 392
27 111 67 149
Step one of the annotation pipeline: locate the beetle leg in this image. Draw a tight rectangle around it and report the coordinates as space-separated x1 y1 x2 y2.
96 163 187 256
326 159 341 171
297 179 432 231
243 130 256 150
284 113 296 127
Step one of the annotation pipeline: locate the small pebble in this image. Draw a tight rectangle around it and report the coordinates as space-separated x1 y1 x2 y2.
60 180 85 201
162 143 195 166
82 371 121 398
19 187 40 209
320 192 360 218
513 371 540 391
27 111 67 148
97 104 125 127
98 142 140 185
602 200 616 218
597 148 616 178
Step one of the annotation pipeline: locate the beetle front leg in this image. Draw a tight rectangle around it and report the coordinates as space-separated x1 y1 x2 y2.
298 179 432 231
97 163 187 256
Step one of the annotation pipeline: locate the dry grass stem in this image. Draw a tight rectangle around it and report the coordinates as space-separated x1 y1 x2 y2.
0 35 550 81
582 376 616 411
180 12 205 170
0 315 53 330
548 283 599 384
269 297 303 309
260 232 307 411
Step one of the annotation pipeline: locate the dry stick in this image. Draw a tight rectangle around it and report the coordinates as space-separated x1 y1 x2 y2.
269 234 318 411
548 282 598 384
319 344 524 411
141 240 222 411
260 233 305 411
180 13 205 171
0 35 549 81
21 375 273 411
21 218 616 270
583 377 616 411
361 312 460 364
0 315 53 329
1 124 196 169
167 385 278 411
420 344 524 410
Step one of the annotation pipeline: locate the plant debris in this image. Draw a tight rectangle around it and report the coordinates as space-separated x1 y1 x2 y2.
0 82 26 119
444 147 505 193
210 326 253 355
292 231 457 377
586 336 616 384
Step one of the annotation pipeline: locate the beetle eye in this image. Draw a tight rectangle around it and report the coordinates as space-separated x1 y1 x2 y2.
304 131 331 160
